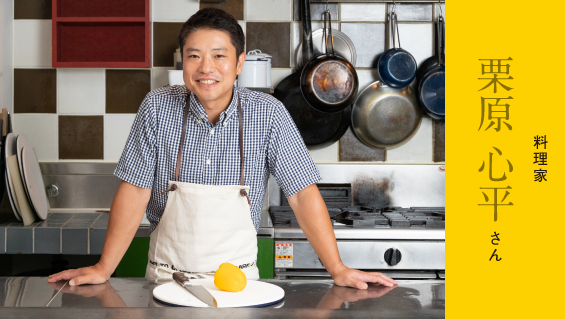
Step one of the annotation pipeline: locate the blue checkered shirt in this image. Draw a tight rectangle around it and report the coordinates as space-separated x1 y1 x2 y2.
115 85 321 233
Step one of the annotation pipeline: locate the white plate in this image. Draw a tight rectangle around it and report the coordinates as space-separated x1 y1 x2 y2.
19 147 48 220
16 134 31 175
4 133 21 221
153 279 285 308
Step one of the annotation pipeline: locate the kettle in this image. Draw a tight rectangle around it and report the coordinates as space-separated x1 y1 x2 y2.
238 50 272 88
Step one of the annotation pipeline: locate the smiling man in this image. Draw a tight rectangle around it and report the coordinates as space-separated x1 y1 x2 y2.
48 8 396 290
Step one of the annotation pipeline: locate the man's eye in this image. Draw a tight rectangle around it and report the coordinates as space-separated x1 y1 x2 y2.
215 55 225 58
188 55 199 59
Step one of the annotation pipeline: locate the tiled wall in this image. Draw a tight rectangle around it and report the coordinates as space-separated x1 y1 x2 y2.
7 0 445 163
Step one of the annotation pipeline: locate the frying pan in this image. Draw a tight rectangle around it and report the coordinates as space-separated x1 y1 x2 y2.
418 16 445 119
296 28 357 68
377 12 417 89
417 16 445 85
351 81 422 150
273 0 350 149
300 10 358 113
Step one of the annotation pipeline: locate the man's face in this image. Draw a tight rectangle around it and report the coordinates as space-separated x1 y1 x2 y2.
182 29 245 106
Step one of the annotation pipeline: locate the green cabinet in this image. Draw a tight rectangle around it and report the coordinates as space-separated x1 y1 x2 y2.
115 237 274 279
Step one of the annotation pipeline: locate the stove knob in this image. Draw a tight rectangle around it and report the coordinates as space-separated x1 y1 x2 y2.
384 248 402 266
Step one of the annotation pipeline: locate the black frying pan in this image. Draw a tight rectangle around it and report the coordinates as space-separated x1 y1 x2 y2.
273 0 350 149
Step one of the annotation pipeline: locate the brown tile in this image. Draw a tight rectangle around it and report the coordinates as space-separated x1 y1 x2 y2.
433 119 445 162
14 0 52 19
14 69 56 113
339 128 386 162
106 70 151 113
246 23 290 68
59 116 103 159
293 0 338 21
153 22 184 67
200 0 243 21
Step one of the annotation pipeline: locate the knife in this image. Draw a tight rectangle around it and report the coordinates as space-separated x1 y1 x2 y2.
173 272 218 307
45 280 69 307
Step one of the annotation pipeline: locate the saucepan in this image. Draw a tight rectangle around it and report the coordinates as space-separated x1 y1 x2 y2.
377 12 417 89
300 10 358 113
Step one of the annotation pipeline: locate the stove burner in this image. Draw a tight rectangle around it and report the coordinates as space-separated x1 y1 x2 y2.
269 206 445 229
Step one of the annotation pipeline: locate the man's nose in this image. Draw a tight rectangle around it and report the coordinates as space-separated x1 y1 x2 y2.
199 56 215 73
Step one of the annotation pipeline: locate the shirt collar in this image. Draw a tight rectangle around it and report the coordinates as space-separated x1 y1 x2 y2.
188 86 240 126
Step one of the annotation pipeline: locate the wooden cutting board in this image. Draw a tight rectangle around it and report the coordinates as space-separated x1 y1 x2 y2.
152 279 284 308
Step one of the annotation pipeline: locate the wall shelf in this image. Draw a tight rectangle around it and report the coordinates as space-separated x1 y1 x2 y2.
52 0 150 68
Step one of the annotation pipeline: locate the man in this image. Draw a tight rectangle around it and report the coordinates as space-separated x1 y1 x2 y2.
48 8 396 290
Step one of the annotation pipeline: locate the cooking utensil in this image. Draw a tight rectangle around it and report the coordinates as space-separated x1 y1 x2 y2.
273 0 350 149
418 16 445 119
300 10 358 113
19 147 49 220
173 272 218 308
154 278 285 308
377 12 417 89
416 15 445 85
296 28 357 68
45 280 68 307
4 133 21 221
351 81 422 150
238 50 269 88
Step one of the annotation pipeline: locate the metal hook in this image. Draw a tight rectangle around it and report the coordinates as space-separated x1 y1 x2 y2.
325 0 329 12
438 0 444 18
392 0 397 14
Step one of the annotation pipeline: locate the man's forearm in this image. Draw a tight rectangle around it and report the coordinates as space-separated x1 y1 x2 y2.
287 184 344 276
97 181 151 277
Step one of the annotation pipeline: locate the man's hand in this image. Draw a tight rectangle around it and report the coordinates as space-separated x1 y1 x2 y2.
330 264 397 289
48 263 110 286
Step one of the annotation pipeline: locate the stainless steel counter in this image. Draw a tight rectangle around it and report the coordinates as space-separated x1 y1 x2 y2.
0 277 444 318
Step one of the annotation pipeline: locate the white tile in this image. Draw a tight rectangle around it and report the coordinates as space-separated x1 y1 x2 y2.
341 4 387 22
13 20 52 67
291 21 324 67
0 0 13 113
270 68 291 88
104 115 136 161
151 67 175 90
308 142 338 163
386 118 433 162
247 0 292 21
12 114 58 161
152 0 199 22
388 4 433 21
397 23 433 67
356 69 380 92
57 69 105 114
341 23 385 68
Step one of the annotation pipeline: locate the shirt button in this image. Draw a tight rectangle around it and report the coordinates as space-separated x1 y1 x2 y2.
206 159 211 165
210 129 214 135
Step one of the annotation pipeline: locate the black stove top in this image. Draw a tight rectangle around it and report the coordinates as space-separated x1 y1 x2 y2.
269 206 445 229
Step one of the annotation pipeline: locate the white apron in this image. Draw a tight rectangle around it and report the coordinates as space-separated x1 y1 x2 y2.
145 93 259 280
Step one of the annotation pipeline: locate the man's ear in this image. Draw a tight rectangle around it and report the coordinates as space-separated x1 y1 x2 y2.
236 52 246 75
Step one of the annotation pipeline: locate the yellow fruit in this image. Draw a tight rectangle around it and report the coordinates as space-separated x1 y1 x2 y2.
214 263 247 292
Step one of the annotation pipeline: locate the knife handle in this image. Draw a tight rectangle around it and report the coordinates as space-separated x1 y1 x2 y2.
173 272 193 286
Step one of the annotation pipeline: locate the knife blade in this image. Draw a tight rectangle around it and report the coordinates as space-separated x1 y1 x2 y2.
45 280 69 307
173 272 217 307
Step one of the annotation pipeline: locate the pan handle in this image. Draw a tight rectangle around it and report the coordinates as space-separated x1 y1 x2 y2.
388 12 401 50
437 16 444 65
322 10 336 56
302 0 314 64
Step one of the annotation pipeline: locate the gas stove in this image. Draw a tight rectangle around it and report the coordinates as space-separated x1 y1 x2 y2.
269 184 445 280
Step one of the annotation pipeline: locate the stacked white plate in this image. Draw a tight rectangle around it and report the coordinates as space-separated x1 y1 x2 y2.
4 133 49 225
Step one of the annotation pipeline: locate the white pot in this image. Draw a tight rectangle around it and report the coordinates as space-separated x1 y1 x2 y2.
238 50 271 88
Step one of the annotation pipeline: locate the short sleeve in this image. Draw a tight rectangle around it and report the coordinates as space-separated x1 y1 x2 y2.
267 104 322 198
114 94 157 189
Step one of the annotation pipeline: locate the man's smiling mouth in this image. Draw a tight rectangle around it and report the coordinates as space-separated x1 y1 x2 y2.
198 80 218 84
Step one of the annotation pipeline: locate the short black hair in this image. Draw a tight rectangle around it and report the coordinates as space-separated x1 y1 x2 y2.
178 8 245 61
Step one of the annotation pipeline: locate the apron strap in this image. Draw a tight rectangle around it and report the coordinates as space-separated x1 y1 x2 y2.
164 91 251 206
237 96 251 205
